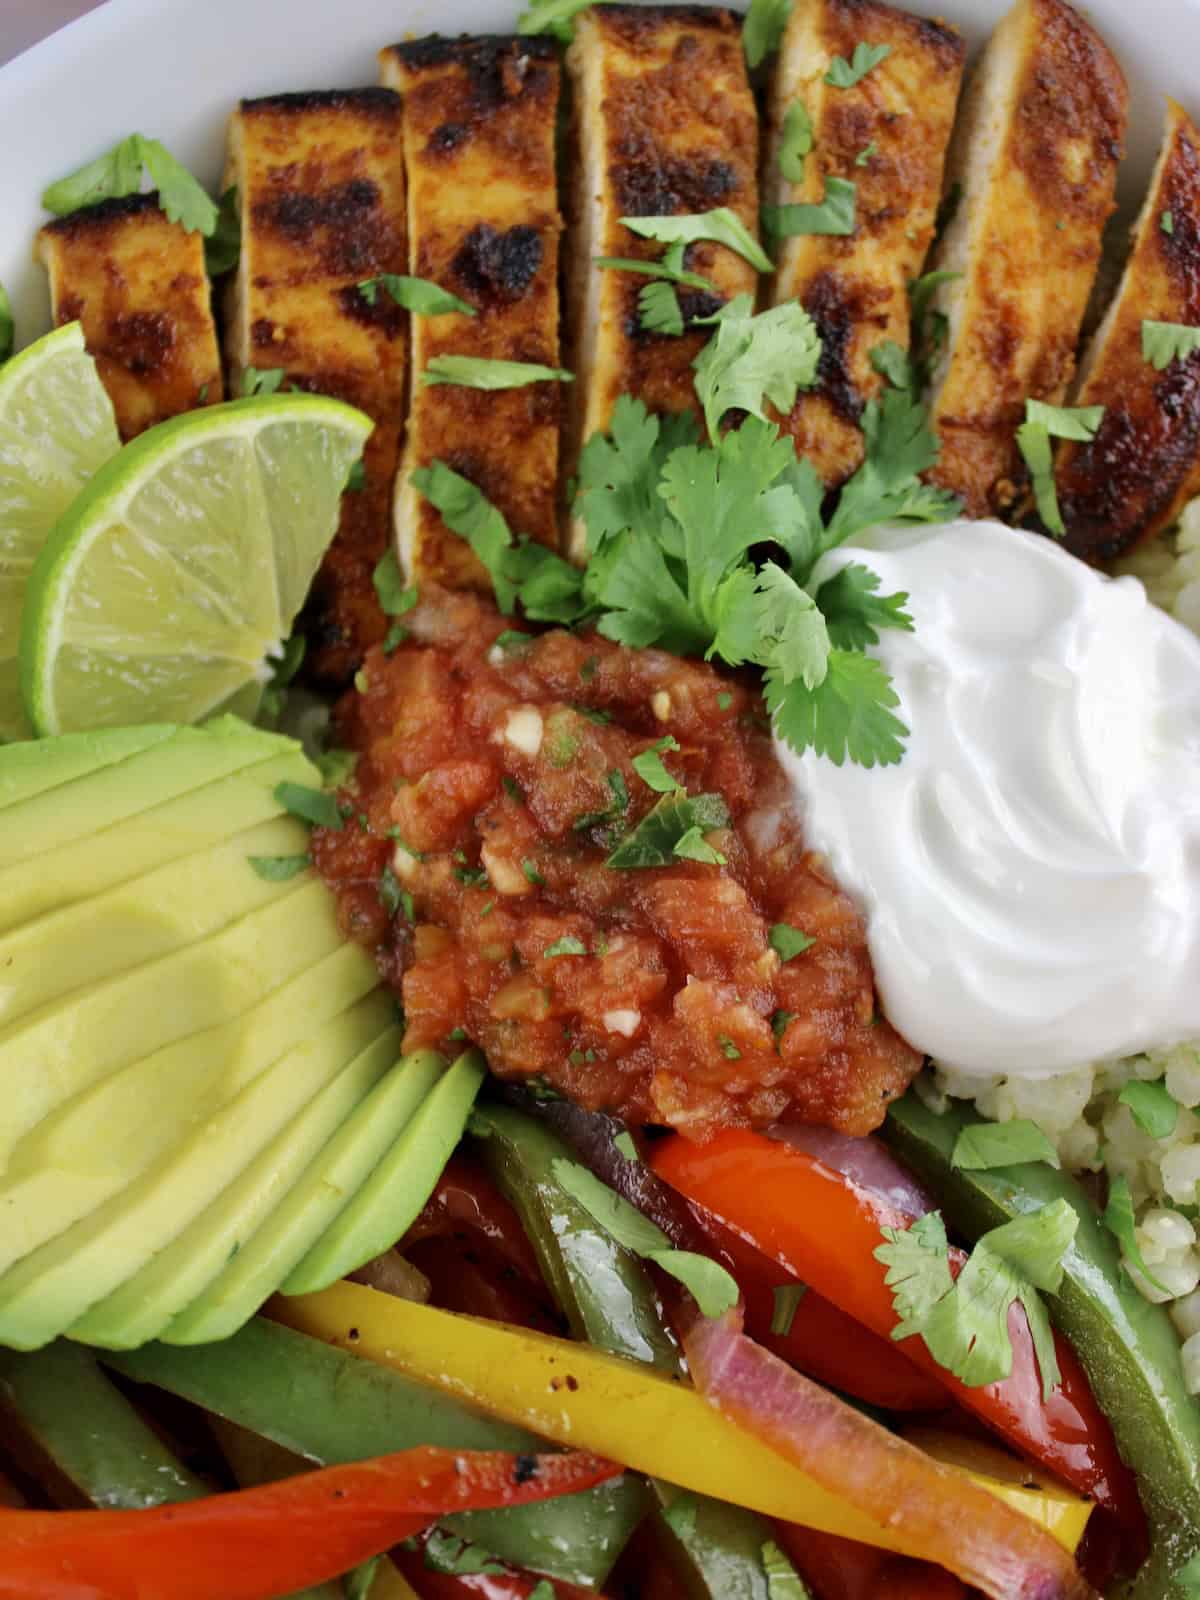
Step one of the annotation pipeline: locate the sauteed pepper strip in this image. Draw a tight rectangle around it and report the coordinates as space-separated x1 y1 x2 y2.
0 1447 618 1600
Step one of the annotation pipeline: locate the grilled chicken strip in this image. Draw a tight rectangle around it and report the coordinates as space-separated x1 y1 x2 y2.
565 4 760 560
37 194 221 439
380 37 562 590
1054 102 1200 563
922 0 1127 517
224 89 408 685
764 0 965 487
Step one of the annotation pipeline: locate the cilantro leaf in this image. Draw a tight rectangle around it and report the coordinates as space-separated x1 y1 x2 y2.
1103 1174 1170 1295
1025 399 1106 440
606 791 729 870
1119 1078 1180 1140
43 133 218 235
632 736 680 793
743 0 792 68
876 1202 1077 1400
769 923 816 962
621 208 773 274
869 339 912 389
762 177 857 239
422 356 573 390
639 280 684 336
673 825 727 865
855 140 878 166
372 551 418 618
815 563 913 650
691 295 822 439
594 250 717 294
516 0 597 40
766 647 908 768
653 1252 739 1316
770 1283 808 1336
0 283 12 366
823 386 960 551
247 853 310 882
575 395 701 558
908 268 960 386
544 935 587 958
761 1540 813 1599
205 185 240 276
138 137 219 233
1016 420 1062 537
778 101 814 182
358 275 475 317
242 366 286 397
824 41 892 87
1143 319 1200 371
274 781 343 830
736 563 830 688
951 1119 1060 1171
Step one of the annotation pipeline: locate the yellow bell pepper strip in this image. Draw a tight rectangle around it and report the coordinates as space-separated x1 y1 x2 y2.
271 1283 1090 1564
0 1446 617 1600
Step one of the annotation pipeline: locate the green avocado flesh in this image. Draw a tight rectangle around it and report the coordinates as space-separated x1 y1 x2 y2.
0 720 476 1352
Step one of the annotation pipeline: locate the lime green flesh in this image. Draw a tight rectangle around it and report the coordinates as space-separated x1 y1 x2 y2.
0 814 310 1030
0 941 378 1280
0 747 313 938
0 721 171 810
0 323 121 743
0 991 395 1350
19 395 370 735
72 1026 404 1350
283 1049 486 1295
0 877 348 1172
168 1049 445 1347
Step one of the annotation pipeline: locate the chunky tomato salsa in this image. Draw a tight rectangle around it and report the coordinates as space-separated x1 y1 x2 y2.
313 587 920 1139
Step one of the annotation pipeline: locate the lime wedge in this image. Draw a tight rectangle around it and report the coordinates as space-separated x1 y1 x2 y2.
19 395 371 736
0 323 120 741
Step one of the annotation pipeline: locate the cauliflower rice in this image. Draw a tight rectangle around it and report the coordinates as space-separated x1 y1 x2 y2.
923 508 1200 1389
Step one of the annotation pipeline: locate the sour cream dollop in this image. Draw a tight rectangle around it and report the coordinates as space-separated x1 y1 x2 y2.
773 519 1200 1078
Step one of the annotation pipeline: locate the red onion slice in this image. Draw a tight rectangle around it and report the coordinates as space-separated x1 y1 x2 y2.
770 1124 936 1218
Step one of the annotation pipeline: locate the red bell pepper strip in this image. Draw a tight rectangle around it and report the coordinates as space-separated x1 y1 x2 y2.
405 1154 546 1288
0 1447 618 1600
651 1129 1143 1532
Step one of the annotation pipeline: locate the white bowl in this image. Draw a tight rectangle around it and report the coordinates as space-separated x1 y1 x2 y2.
0 0 1199 349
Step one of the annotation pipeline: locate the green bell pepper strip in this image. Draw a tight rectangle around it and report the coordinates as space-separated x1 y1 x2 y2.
471 1102 775 1600
104 1317 643 1589
884 1091 1200 1599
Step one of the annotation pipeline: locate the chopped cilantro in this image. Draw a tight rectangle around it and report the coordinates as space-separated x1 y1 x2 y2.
553 1159 739 1317
522 858 546 886
454 863 490 888
771 1009 796 1045
544 936 587 958
606 790 729 870
247 853 310 882
274 781 343 830
763 176 857 238
43 134 219 235
378 866 403 918
621 208 773 275
674 825 727 866
761 1538 812 1598
769 923 816 962
494 630 532 653
573 704 612 724
1016 398 1104 539
614 1130 639 1162
951 1119 1060 1171
421 356 573 389
383 623 407 655
692 295 822 440
242 366 286 397
316 748 357 786
815 563 913 650
205 185 240 276
778 102 813 182
876 1201 1079 1400
1143 319 1200 371
1025 399 1106 440
516 0 597 41
717 692 733 710
594 246 717 295
770 1282 807 1336
639 280 685 337
868 338 912 389
743 0 792 67
372 550 419 617
717 1034 741 1060
1118 1078 1180 1140
422 1530 507 1576
357 274 475 317
448 1027 467 1042
855 140 878 166
1162 210 1176 236
1103 1174 1169 1295
632 736 680 792
503 777 525 803
824 41 892 86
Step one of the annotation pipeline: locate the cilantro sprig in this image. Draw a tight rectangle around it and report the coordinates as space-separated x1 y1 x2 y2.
1016 399 1105 538
42 134 218 235
621 208 773 274
743 0 792 68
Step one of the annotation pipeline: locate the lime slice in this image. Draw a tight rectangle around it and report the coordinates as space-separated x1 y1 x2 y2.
19 395 371 736
0 323 120 742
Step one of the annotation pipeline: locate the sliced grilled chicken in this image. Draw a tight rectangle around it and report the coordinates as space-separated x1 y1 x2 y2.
1055 102 1200 562
765 0 965 487
37 194 221 439
923 0 1127 517
380 37 562 589
224 89 407 684
565 4 760 559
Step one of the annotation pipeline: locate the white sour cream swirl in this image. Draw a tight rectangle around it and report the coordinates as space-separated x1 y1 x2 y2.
774 519 1200 1078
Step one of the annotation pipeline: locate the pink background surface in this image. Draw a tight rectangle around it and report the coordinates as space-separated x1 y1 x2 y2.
1 0 105 66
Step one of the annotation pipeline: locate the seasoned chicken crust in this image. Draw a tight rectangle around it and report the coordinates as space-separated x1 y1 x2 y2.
37 194 222 440
564 4 760 558
923 0 1127 516
224 88 408 684
1055 102 1200 563
765 0 965 487
381 37 563 590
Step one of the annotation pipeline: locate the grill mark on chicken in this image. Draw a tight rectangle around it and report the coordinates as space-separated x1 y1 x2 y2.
37 193 222 439
449 224 544 306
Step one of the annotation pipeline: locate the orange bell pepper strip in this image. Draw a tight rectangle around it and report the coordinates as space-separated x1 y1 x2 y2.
650 1129 1143 1532
0 1446 617 1600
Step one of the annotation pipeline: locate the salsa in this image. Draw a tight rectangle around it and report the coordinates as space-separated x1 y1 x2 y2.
312 587 920 1140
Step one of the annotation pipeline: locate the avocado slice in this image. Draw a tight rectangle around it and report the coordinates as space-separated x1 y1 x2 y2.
0 1340 205 1508
169 1049 445 1347
0 716 302 869
0 875 348 1170
0 989 395 1350
283 1048 486 1295
73 1026 406 1350
0 723 174 811
884 1092 1200 1598
0 942 379 1280
0 747 312 938
0 814 310 1029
